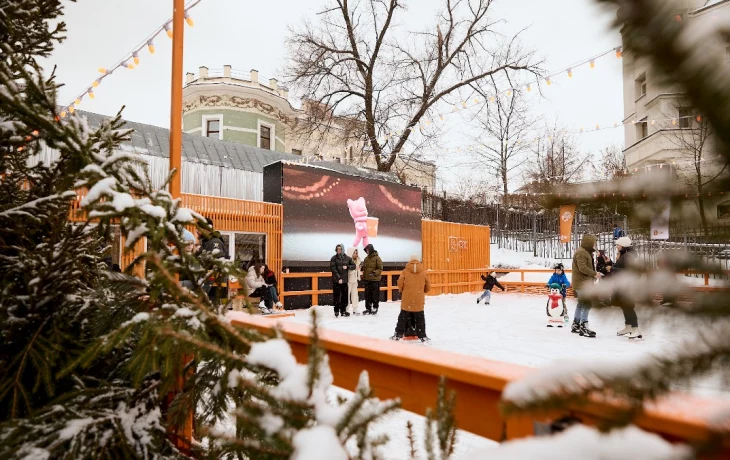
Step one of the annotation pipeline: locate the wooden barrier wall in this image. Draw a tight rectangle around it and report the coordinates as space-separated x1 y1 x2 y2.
422 220 491 295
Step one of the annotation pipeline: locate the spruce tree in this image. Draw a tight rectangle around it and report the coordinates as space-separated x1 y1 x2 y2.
1 2 456 458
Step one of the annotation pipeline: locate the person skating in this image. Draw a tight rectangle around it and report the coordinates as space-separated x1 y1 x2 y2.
571 234 603 337
330 243 355 317
477 272 505 304
391 254 431 343
546 263 571 318
612 237 642 339
346 247 362 315
361 244 383 315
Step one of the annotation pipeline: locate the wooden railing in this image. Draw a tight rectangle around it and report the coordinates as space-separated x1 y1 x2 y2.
267 268 728 307
229 313 730 453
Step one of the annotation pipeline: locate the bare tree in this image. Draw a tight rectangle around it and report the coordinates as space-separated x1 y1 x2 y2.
523 123 590 190
470 75 535 204
285 0 542 172
593 144 628 180
664 106 729 232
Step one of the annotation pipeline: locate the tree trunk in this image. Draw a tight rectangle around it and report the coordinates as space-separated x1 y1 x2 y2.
697 195 709 236
501 159 508 207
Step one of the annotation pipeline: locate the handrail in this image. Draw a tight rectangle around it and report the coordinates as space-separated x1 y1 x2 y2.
229 313 730 452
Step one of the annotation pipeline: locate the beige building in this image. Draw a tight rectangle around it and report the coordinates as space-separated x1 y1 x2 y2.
621 0 730 223
182 66 436 191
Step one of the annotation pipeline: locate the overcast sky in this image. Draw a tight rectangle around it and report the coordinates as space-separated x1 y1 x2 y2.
45 0 625 192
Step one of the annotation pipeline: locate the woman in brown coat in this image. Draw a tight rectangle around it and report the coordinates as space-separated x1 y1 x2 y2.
391 254 431 343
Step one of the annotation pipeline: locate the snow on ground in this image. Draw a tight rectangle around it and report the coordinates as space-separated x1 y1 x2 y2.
269 292 728 457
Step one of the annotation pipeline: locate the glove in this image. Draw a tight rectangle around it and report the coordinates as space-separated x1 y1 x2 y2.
338 279 343 284
502 287 506 291
343 265 348 270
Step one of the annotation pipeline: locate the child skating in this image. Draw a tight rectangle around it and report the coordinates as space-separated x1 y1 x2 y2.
477 272 505 304
546 263 570 321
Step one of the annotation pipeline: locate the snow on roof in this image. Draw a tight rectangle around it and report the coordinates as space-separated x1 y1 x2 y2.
74 110 399 183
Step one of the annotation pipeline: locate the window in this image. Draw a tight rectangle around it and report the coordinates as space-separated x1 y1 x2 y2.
636 117 648 139
292 148 302 155
218 232 267 265
205 119 220 138
334 157 341 164
635 73 647 99
678 108 692 129
718 202 730 220
260 125 271 150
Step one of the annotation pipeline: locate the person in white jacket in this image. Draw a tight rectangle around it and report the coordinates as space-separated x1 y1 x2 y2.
245 263 273 314
346 247 362 315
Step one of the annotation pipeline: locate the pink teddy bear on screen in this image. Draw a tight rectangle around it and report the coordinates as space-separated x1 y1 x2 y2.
347 197 369 248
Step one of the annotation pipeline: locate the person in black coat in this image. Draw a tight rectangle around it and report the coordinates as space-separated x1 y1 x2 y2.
330 243 356 317
596 249 614 276
196 217 229 306
613 237 641 339
477 271 505 305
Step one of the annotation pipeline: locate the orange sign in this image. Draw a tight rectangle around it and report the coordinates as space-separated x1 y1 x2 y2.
559 205 576 243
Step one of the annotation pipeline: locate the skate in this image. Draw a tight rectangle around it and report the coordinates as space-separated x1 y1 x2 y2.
628 327 643 339
477 298 480 304
335 311 340 318
617 324 631 336
389 335 402 341
571 320 581 334
352 311 361 316
485 301 490 305
258 304 271 315
362 310 373 315
659 300 673 307
372 308 379 315
341 311 350 317
579 322 597 338
420 337 432 345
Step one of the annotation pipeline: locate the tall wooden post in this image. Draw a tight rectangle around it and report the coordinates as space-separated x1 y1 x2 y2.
167 0 192 452
169 0 184 199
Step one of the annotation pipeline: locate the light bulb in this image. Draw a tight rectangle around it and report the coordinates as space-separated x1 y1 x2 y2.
147 40 155 54
98 67 107 74
32 130 39 136
506 89 512 97
650 120 655 125
75 97 81 105
590 60 595 69
546 77 551 86
526 84 531 92
595 124 600 130
672 119 677 126
60 111 67 118
615 47 622 58
88 89 95 99
69 106 75 114
185 11 194 27
133 51 140 65
93 78 101 87
124 61 134 70
567 68 573 78
165 22 173 38
461 101 467 108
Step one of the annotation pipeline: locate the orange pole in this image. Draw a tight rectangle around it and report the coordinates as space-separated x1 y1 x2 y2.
167 0 191 453
169 0 184 199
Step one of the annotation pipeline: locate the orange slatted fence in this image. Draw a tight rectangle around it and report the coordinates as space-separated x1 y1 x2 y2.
422 220 491 294
230 314 730 454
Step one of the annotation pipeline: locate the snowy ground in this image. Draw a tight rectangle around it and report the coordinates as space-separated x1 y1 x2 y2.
270 291 728 458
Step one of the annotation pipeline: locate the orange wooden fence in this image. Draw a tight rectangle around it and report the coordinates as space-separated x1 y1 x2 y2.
230 314 730 454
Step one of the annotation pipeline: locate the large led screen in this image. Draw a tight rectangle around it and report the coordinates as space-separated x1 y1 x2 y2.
276 164 422 265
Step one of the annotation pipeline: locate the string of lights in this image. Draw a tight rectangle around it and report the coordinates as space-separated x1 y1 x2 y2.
59 0 204 118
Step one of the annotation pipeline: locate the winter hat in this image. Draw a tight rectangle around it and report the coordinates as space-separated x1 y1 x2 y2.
549 283 562 290
182 229 195 243
616 236 632 247
409 254 420 262
490 271 496 277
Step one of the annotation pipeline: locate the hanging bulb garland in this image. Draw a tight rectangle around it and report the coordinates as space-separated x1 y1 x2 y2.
61 0 203 116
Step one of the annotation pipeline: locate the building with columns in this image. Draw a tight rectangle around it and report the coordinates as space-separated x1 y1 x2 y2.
620 0 730 223
182 66 436 191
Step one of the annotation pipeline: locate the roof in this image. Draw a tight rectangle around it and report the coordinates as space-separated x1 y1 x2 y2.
76 110 399 183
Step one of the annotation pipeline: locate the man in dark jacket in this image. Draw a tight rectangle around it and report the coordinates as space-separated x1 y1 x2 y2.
571 234 603 337
330 244 355 317
477 272 505 304
361 244 383 315
612 237 642 339
196 217 229 307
